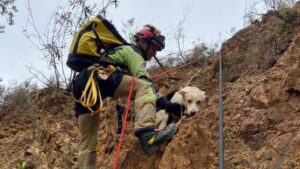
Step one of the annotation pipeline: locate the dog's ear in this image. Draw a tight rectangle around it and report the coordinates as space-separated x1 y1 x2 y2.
166 90 177 100
203 91 207 101
178 90 187 99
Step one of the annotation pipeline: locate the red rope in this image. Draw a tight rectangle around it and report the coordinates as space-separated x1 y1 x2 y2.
150 59 199 79
113 76 135 169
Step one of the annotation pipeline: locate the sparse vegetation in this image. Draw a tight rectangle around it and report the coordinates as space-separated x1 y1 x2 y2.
278 6 296 23
0 0 18 33
23 0 121 88
274 19 287 35
121 17 136 43
189 42 217 65
147 41 216 76
244 0 297 24
16 160 27 169
0 79 37 114
0 1 300 168
0 78 5 112
173 11 190 62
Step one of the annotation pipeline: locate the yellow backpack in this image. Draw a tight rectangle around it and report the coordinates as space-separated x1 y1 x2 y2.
67 15 129 72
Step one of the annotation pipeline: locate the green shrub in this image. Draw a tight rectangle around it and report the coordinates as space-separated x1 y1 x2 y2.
0 79 37 112
274 20 287 35
279 7 296 23
189 42 216 65
17 160 27 169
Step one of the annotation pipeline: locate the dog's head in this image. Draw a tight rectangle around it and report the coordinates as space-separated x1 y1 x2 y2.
170 86 206 117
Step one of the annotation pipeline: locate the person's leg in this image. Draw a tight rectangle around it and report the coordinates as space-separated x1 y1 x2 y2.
113 75 156 130
72 69 99 168
78 113 100 169
113 75 177 155
73 69 123 168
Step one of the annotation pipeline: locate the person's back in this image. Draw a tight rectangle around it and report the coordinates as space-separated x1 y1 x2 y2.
103 45 150 78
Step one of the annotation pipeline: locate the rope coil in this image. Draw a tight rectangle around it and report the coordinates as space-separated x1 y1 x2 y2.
75 67 103 113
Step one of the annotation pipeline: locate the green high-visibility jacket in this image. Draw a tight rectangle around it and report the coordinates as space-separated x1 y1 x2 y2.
108 45 150 78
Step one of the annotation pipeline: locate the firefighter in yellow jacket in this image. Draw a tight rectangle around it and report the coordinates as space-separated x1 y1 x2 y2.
73 24 178 168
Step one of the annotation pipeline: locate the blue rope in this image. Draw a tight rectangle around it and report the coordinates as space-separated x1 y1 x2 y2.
218 51 225 169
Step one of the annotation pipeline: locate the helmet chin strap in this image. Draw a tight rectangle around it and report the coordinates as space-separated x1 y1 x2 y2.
136 42 151 61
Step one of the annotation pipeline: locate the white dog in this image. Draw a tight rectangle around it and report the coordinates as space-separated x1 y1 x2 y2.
155 86 206 130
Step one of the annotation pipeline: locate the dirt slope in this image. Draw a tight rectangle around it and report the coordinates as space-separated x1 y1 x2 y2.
0 3 300 169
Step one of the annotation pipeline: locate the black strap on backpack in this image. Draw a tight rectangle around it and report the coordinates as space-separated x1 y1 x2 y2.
72 23 94 55
92 22 105 54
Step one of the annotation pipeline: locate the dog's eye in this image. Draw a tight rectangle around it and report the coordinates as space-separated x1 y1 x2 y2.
197 101 201 105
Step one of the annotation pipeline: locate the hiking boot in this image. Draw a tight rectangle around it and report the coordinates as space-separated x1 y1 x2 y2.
135 123 177 155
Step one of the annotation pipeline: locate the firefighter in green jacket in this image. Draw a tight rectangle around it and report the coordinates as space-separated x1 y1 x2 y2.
73 24 178 168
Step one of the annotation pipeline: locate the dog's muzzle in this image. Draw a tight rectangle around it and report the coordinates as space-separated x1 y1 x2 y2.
183 111 197 119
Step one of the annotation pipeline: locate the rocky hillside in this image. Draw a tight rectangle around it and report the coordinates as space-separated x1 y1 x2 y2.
0 3 300 169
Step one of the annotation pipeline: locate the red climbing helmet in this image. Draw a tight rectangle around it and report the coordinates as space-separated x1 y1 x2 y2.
135 24 165 51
